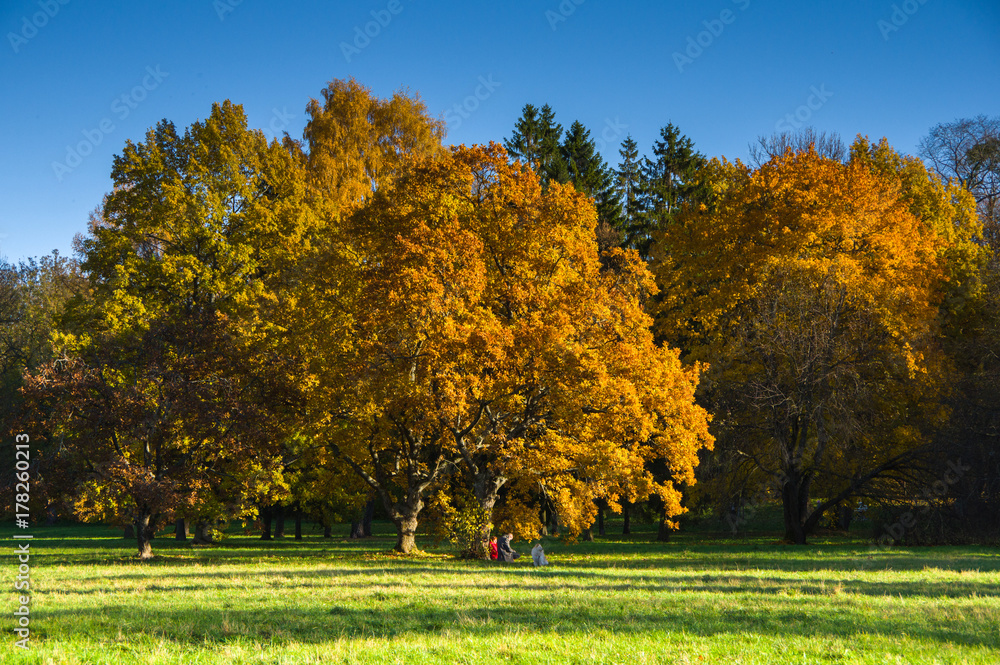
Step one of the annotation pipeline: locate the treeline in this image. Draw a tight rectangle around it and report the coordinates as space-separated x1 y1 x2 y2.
2 80 997 557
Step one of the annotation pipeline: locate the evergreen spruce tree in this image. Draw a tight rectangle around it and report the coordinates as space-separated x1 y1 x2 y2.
504 104 542 167
538 104 569 185
505 103 568 188
614 135 646 254
635 124 706 260
561 120 622 235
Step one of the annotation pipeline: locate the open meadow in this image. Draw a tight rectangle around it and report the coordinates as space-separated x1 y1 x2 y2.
3 521 999 665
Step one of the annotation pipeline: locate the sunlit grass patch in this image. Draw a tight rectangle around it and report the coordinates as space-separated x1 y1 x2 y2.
3 523 999 664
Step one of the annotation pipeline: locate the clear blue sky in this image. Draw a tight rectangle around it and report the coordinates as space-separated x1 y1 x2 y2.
1 0 997 263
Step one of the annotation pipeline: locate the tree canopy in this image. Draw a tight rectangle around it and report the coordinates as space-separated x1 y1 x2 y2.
652 139 981 543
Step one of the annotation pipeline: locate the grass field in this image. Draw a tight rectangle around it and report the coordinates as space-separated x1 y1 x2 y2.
3 519 999 664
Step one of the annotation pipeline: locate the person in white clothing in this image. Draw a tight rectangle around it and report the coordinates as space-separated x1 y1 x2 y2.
531 542 548 566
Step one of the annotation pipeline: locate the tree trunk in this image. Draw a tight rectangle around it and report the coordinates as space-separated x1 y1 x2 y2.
622 500 632 535
350 500 375 538
274 504 285 538
294 503 303 541
123 524 135 539
323 523 332 538
548 509 560 536
394 514 419 554
192 520 214 544
174 518 189 540
656 513 671 542
383 489 424 554
362 499 375 537
781 469 810 544
260 505 273 540
583 526 594 542
136 511 157 561
597 501 606 537
838 504 854 532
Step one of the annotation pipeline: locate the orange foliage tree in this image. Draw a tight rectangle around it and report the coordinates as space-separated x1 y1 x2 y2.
653 140 981 544
304 143 713 553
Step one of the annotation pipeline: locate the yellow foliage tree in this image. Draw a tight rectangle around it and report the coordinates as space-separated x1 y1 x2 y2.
24 101 310 559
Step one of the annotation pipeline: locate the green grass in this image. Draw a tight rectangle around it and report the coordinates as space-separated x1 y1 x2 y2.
3 521 999 664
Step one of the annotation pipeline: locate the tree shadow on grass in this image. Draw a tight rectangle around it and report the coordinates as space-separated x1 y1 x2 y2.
34 586 999 651
69 563 1000 600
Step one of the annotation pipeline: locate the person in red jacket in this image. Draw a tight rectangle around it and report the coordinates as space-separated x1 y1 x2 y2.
488 536 498 560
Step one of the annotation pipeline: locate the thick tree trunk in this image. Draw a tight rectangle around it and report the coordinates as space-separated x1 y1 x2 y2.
260 505 273 540
174 518 189 540
472 485 500 558
123 524 135 539
622 501 632 535
192 520 214 544
461 445 507 547
274 504 285 538
294 503 303 541
136 511 157 561
394 514 419 554
583 527 594 542
362 499 375 537
781 469 811 544
597 501 606 537
323 523 332 538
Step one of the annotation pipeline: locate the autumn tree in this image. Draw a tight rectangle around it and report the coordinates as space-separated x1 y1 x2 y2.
653 140 978 543
303 77 445 219
918 115 1000 252
25 101 310 559
748 128 846 167
305 142 713 553
0 252 86 435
